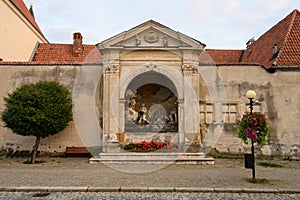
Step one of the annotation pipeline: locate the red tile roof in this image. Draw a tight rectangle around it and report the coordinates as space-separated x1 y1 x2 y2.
32 43 103 64
0 61 78 66
1 9 299 68
200 49 244 65
200 9 300 69
10 0 44 37
241 9 300 68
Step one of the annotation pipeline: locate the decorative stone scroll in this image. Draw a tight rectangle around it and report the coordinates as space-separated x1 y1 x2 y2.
105 64 120 74
181 64 198 75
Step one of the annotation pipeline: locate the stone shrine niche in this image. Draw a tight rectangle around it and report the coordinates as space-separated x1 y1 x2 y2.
125 83 178 133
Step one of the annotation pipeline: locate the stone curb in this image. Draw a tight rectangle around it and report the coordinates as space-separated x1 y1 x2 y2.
0 187 299 194
175 187 214 192
88 187 120 192
48 186 88 192
16 186 49 192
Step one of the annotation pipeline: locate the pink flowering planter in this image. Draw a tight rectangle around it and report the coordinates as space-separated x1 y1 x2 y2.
237 112 268 145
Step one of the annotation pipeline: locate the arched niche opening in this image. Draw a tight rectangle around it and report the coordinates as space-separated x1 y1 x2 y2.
124 72 178 133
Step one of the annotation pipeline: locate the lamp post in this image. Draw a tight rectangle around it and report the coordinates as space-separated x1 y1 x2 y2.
246 90 256 179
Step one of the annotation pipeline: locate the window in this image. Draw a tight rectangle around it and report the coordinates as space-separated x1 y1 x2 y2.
222 103 238 124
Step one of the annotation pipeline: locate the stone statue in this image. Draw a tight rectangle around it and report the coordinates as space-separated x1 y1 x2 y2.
127 90 138 121
168 108 177 123
128 107 138 121
136 103 149 125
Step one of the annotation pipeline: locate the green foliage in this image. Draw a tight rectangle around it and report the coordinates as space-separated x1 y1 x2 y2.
1 81 73 138
237 112 268 144
245 178 270 184
23 159 46 164
258 162 283 168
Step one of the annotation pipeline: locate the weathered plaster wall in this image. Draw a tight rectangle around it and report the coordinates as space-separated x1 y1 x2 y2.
268 70 300 158
209 65 300 158
0 64 298 158
0 65 83 153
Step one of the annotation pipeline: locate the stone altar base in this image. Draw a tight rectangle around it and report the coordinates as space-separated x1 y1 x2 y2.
89 152 214 165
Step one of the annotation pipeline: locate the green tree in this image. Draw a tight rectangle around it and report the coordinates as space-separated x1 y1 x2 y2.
1 81 73 163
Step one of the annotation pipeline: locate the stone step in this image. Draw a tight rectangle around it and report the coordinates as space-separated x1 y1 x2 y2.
89 152 214 164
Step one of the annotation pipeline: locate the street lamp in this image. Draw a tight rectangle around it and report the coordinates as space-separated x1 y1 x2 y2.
246 90 256 179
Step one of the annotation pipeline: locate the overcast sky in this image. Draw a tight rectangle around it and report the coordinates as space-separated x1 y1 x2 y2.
24 0 299 49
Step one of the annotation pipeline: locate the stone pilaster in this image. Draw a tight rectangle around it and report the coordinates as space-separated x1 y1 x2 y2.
182 63 200 142
103 64 120 142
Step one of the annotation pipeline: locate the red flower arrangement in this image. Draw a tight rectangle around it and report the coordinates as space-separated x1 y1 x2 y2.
123 140 177 151
237 112 269 144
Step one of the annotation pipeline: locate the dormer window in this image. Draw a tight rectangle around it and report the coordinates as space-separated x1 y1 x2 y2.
273 44 278 56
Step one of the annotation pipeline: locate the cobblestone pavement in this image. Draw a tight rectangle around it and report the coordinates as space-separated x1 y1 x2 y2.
0 192 299 200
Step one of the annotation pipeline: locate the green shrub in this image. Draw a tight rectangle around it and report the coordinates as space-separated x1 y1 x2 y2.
1 81 72 163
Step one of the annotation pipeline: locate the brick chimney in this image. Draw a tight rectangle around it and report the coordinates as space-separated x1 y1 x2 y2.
72 32 83 56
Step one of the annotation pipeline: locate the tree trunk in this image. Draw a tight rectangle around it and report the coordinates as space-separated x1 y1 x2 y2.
31 136 41 164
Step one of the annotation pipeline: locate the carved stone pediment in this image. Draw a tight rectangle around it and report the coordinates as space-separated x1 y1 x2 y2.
98 20 205 50
111 27 190 48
